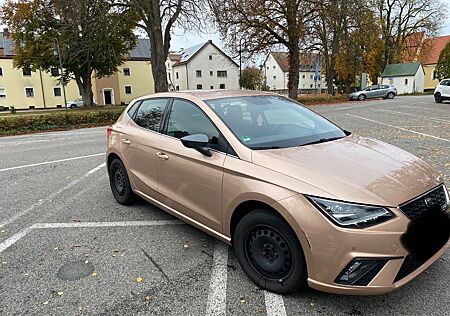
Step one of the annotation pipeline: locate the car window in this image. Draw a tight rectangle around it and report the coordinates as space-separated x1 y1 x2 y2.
206 96 346 149
133 98 168 132
441 80 450 86
370 85 380 90
166 99 220 150
127 101 141 119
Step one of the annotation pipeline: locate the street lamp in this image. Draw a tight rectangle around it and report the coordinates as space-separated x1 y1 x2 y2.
54 37 68 113
239 37 244 89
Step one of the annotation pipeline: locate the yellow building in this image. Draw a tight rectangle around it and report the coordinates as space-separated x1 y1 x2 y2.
420 35 450 90
0 32 154 110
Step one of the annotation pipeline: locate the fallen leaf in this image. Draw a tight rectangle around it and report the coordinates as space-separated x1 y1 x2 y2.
0 229 5 233
239 297 246 304
84 260 89 264
92 272 97 277
183 241 189 250
1 261 7 265
136 277 143 283
57 291 64 296
257 306 265 314
72 244 82 248
145 295 152 302
43 300 49 305
310 302 315 307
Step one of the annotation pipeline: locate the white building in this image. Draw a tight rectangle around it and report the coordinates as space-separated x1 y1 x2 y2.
263 52 326 92
168 40 239 91
381 62 425 94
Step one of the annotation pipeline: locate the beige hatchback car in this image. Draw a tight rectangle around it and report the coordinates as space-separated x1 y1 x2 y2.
106 90 450 295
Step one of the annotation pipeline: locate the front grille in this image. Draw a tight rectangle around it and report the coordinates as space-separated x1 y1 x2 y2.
394 254 424 282
399 185 448 222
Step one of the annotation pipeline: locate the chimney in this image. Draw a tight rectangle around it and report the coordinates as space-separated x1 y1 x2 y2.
3 28 10 39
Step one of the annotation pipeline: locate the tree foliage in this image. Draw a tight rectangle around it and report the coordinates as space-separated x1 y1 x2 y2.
209 0 315 99
239 67 264 90
3 0 137 106
436 42 450 80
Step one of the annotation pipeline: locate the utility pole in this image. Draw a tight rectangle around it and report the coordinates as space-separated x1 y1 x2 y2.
54 37 68 114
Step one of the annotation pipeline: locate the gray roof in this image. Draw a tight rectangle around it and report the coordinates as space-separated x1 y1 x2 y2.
0 32 15 55
129 38 151 59
179 42 205 63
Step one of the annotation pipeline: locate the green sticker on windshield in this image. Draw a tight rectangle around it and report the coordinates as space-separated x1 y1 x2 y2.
242 136 251 142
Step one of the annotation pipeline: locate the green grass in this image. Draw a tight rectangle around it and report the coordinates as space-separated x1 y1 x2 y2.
0 108 125 136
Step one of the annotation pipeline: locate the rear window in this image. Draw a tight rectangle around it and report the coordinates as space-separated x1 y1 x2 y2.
133 98 168 132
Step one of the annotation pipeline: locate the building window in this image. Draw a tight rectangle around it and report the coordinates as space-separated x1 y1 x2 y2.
197 84 202 89
209 55 212 60
210 86 213 89
310 74 313 79
168 73 171 80
25 87 34 98
432 70 437 80
273 66 276 69
266 66 269 70
0 67 3 76
123 68 131 76
176 72 179 79
53 87 62 97
310 84 313 88
217 70 227 78
176 85 179 90
22 69 32 76
196 70 202 78
273 75 276 79
219 84 225 89
51 67 60 76
405 78 408 85
302 74 305 79
125 85 132 95
0 87 6 98
210 70 213 76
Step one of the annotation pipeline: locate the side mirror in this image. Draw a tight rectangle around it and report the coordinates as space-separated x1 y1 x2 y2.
180 134 212 157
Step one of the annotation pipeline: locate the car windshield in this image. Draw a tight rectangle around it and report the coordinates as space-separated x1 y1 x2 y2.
205 95 346 149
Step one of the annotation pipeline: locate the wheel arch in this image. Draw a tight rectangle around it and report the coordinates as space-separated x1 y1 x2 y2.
107 152 122 171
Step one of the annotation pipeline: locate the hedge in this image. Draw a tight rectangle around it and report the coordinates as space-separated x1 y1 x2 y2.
298 93 349 105
0 109 125 136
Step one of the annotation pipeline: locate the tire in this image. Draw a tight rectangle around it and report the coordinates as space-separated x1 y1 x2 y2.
434 93 442 103
233 209 307 294
358 94 366 101
109 159 135 205
387 92 395 99
70 104 77 109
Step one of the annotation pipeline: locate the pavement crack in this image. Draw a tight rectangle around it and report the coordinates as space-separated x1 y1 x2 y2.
139 247 170 281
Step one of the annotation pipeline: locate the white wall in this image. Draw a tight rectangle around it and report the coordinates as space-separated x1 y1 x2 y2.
173 42 239 90
264 54 287 89
414 68 425 93
381 74 422 94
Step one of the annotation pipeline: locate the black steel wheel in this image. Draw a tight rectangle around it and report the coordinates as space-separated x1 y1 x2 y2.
109 159 135 205
234 209 307 294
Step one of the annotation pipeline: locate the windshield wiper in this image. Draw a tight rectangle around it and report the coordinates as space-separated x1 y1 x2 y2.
250 146 283 150
300 136 344 147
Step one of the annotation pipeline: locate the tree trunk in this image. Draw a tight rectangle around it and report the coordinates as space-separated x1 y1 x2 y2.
287 39 300 99
75 72 94 107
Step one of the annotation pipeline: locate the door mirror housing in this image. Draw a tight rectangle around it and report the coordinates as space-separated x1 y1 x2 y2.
180 134 212 157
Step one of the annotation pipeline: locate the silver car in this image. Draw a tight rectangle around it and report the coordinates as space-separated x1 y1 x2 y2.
349 85 397 101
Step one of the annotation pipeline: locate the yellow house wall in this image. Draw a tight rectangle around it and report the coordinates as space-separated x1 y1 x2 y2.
423 64 439 90
117 60 154 104
0 58 80 110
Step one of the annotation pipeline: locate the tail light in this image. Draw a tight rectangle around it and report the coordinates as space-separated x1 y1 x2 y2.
107 126 113 144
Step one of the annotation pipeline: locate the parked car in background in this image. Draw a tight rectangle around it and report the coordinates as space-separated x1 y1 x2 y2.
66 97 97 109
434 79 450 103
106 90 449 295
349 85 397 101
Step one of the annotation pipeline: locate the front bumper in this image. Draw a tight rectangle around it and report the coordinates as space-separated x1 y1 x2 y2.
274 194 450 295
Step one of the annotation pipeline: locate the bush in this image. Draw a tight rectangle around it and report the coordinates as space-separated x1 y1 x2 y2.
0 108 124 135
298 93 348 105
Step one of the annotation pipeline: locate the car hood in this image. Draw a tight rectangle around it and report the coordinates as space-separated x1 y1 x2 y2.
251 135 442 206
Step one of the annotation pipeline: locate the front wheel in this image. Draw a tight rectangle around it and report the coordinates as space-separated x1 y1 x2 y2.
358 94 366 101
109 159 135 205
233 209 307 294
434 93 442 103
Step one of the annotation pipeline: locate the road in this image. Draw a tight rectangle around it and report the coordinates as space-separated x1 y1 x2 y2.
0 95 449 316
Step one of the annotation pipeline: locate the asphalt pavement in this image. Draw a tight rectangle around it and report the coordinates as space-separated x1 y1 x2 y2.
0 95 449 315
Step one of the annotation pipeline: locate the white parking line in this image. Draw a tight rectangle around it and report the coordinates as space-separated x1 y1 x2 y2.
0 220 184 253
377 109 450 124
0 162 106 228
346 114 450 143
205 241 229 316
264 291 287 316
0 153 104 173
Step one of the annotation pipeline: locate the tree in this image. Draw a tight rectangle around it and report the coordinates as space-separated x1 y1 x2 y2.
3 0 136 106
436 42 450 80
119 0 206 93
240 67 263 90
376 0 444 67
209 0 315 99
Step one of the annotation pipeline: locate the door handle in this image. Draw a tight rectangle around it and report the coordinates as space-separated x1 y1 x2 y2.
156 152 169 160
121 138 131 144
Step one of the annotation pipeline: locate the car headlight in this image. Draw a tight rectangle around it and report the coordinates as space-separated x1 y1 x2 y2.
307 196 395 228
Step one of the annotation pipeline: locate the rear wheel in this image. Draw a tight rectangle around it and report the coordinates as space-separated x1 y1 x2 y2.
387 92 395 99
109 159 135 205
358 94 366 101
233 209 307 294
434 93 442 103
70 104 77 109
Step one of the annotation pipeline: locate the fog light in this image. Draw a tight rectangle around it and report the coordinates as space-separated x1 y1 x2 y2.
335 258 388 286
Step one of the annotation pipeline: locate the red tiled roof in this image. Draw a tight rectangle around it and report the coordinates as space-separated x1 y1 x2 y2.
401 32 425 62
270 52 318 72
419 35 450 65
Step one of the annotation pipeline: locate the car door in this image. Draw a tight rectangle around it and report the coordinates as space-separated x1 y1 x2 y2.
442 80 450 97
155 98 227 233
379 85 389 97
121 98 169 197
368 85 381 98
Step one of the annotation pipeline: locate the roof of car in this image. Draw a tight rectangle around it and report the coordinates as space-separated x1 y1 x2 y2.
138 90 279 101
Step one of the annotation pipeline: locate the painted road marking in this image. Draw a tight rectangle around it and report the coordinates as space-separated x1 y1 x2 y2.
377 109 450 124
0 162 106 228
205 241 228 316
346 114 450 143
0 220 184 253
265 291 287 316
0 153 104 173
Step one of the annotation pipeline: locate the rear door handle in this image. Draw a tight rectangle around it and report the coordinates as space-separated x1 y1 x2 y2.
156 152 169 160
121 138 131 144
